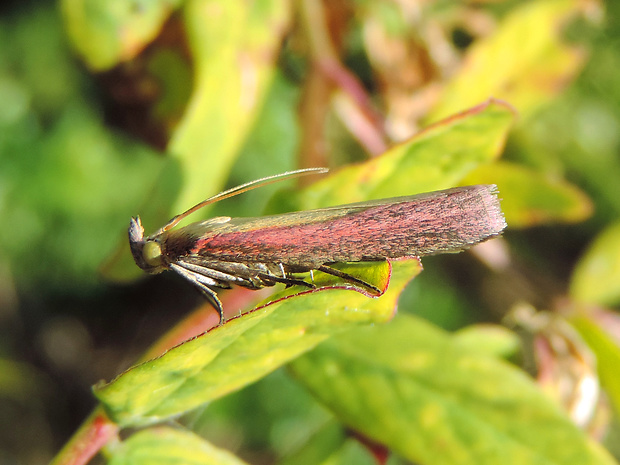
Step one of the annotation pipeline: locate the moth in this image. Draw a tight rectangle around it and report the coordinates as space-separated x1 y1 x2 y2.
129 168 506 324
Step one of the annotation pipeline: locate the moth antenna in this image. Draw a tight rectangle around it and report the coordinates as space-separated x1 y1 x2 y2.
151 167 328 236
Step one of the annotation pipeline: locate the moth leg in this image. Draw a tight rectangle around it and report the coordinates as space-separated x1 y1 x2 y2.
193 281 225 325
316 264 382 296
175 260 241 287
170 263 226 325
257 272 315 289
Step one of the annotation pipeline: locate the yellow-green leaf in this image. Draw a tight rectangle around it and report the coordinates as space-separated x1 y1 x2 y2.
95 259 421 427
108 426 249 465
570 221 620 306
453 324 522 360
102 0 292 281
463 161 593 227
168 0 292 214
290 314 615 465
61 0 183 70
282 99 514 211
429 0 590 122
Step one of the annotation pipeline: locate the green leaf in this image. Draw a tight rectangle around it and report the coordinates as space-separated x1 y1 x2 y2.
571 316 620 418
428 0 589 122
289 314 616 465
95 259 421 427
570 221 620 306
108 426 249 465
209 73 302 219
316 440 378 465
463 161 593 228
61 0 183 70
282 99 514 211
453 324 522 360
279 422 378 465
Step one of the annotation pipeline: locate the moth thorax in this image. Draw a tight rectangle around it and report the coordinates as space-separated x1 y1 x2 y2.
143 240 164 267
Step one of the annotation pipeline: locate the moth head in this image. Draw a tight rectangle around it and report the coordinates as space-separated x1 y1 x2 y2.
128 216 166 274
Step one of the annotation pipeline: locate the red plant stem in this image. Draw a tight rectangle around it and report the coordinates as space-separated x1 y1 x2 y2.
317 57 387 154
50 288 270 464
50 407 119 465
299 0 387 157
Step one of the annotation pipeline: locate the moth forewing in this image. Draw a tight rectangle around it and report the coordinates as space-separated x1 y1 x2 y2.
175 185 506 267
129 171 506 325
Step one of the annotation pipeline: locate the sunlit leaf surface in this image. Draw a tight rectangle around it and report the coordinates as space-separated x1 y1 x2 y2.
290 314 616 465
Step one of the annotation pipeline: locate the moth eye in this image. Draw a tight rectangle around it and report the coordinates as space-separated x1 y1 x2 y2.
143 241 163 267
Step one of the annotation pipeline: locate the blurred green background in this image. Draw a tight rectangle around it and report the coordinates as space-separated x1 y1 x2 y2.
1 0 620 463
